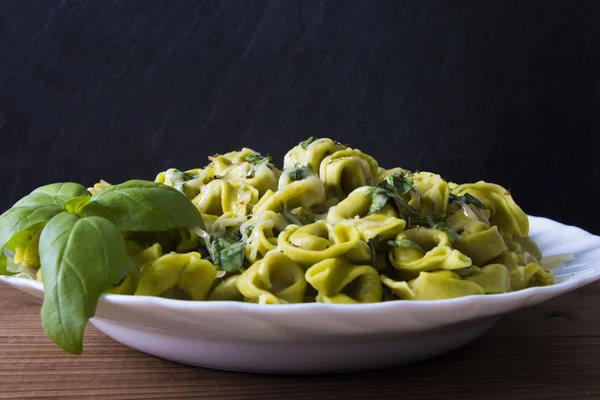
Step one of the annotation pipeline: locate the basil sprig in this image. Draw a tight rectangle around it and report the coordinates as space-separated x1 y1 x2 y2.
0 180 204 354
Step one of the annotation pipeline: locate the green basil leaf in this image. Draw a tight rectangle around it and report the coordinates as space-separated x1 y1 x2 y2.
449 193 486 209
287 167 311 181
367 187 391 215
208 230 245 273
219 242 245 272
14 183 89 208
388 238 424 252
245 155 272 178
62 195 91 215
300 136 317 149
385 173 414 196
440 228 459 243
39 213 132 354
5 231 32 253
243 153 264 163
0 205 64 274
81 180 205 231
366 173 417 217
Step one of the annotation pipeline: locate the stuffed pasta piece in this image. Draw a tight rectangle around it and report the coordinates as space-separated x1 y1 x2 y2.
278 220 371 269
135 252 218 301
236 251 307 304
327 186 406 242
381 270 484 300
283 137 346 173
319 148 379 203
241 210 291 264
305 257 382 303
388 228 472 280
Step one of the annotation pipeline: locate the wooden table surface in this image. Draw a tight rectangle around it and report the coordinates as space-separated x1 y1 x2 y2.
1 282 599 400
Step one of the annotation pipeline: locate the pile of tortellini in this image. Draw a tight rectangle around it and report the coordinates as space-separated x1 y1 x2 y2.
20 137 554 304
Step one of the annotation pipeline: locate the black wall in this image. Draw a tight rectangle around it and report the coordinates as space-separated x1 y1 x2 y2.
1 0 599 233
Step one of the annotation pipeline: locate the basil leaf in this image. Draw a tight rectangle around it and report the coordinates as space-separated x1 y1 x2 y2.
300 136 317 149
385 174 414 196
5 229 36 252
366 173 417 217
14 183 89 208
388 238 424 252
62 195 91 215
440 227 459 242
287 167 311 181
243 153 264 163
449 193 485 209
0 205 64 274
39 213 132 354
219 242 245 272
245 155 272 178
81 180 205 231
208 231 246 273
367 187 390 215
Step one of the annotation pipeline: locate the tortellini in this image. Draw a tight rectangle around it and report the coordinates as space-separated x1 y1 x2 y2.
279 221 370 268
283 138 346 173
388 228 472 279
236 252 306 304
319 149 379 202
381 271 484 300
452 182 529 236
241 210 290 263
135 251 217 300
60 138 554 304
410 172 450 216
306 258 382 303
327 187 406 241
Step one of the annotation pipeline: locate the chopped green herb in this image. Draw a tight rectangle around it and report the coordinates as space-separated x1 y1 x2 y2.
365 173 417 217
300 136 317 149
449 193 485 209
243 153 263 163
385 173 414 196
288 168 311 181
245 155 272 178
208 230 246 273
218 242 246 272
440 227 459 242
387 238 424 252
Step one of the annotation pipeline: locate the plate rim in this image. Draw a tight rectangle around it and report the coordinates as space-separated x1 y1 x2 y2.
1 214 599 314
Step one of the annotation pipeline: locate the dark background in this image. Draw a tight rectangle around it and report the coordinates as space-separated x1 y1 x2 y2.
0 0 599 233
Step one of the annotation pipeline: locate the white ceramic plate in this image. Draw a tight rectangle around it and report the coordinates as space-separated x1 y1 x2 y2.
1 215 599 374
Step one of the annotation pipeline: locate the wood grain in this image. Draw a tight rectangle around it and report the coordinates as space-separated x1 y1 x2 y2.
1 282 599 400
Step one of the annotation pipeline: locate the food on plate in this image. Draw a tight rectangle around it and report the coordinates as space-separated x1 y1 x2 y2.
0 137 553 353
